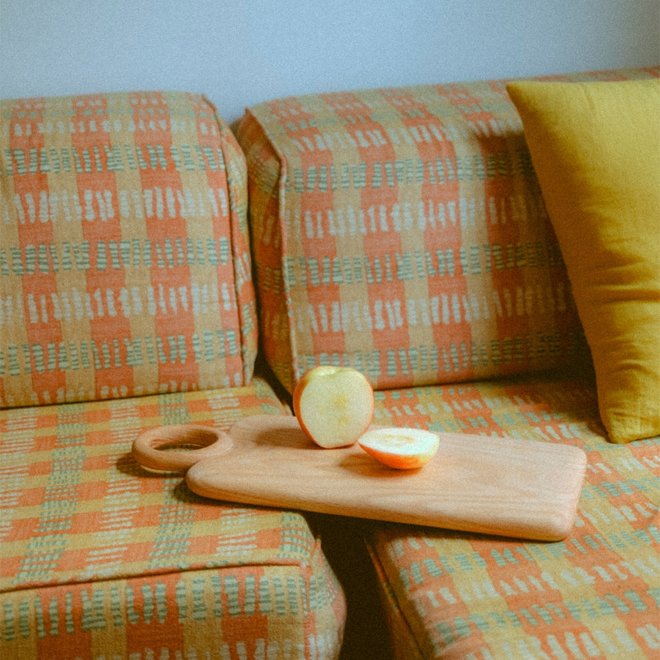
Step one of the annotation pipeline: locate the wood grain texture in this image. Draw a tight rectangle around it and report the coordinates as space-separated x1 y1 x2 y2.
186 416 587 541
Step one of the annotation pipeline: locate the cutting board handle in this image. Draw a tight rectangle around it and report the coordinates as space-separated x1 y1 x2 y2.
132 425 233 472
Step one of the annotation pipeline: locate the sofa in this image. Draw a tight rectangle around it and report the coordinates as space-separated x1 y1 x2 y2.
0 92 346 660
1 67 658 660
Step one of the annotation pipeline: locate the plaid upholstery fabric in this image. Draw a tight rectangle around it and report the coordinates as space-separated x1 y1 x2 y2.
364 373 660 659
236 67 659 393
0 92 258 408
0 378 346 659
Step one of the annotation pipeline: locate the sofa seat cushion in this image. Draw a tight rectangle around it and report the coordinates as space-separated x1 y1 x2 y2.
364 373 660 659
0 377 346 659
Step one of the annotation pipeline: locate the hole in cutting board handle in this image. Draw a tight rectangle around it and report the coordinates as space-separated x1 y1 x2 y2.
132 424 233 472
154 428 220 451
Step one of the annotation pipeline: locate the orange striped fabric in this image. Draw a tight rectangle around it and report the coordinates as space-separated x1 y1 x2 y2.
364 373 660 659
0 92 257 408
236 68 659 394
0 378 346 659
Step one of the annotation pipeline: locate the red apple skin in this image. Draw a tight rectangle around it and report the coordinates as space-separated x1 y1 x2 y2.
293 366 374 448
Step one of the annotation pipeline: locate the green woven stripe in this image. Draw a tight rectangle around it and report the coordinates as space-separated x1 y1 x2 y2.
0 567 338 640
0 144 230 178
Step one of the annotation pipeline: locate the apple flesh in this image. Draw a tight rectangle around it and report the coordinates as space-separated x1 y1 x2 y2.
358 427 440 469
293 366 375 448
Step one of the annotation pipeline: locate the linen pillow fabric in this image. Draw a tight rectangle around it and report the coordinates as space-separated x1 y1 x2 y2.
507 79 660 443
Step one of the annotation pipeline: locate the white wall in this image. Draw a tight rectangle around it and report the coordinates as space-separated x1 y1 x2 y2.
1 0 658 124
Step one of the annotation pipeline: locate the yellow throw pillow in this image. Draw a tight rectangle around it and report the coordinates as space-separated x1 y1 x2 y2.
507 79 660 443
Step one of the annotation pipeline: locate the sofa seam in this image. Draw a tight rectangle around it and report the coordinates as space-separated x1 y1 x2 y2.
364 536 426 660
0 558 317 597
204 94 256 387
245 108 300 389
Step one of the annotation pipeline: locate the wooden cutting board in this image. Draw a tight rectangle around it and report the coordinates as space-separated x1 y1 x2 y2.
136 415 587 542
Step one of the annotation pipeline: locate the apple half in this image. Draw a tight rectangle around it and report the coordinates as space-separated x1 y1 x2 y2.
358 427 440 469
293 366 375 448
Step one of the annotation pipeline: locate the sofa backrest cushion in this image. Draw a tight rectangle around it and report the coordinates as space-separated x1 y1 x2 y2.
236 73 648 392
0 92 258 408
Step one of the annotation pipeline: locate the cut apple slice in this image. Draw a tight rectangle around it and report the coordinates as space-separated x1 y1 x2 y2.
293 366 374 448
359 427 440 469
